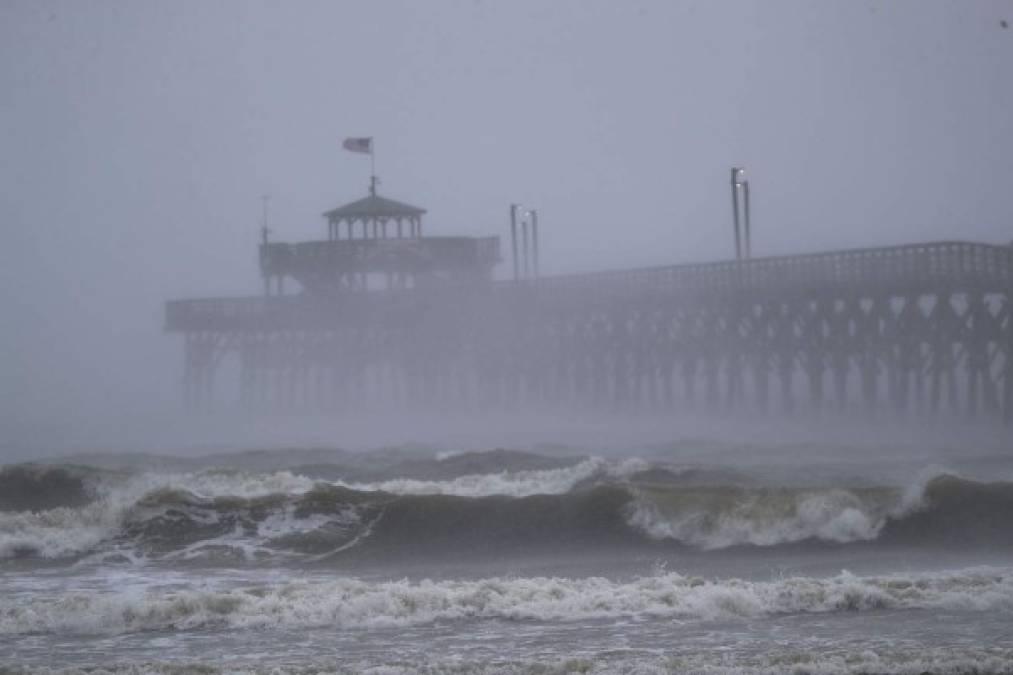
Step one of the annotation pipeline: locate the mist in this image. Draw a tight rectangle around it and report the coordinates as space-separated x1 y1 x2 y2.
2 0 1011 461
4 4 1013 671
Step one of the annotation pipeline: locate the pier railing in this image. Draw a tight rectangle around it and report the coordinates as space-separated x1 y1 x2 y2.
167 241 1013 331
524 241 1013 300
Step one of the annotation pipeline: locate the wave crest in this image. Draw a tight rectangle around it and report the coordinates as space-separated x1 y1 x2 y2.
3 461 1013 561
627 485 902 548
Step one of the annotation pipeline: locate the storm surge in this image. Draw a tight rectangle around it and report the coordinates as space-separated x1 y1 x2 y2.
2 452 1012 564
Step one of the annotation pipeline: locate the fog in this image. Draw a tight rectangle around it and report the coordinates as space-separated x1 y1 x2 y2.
2 0 1012 460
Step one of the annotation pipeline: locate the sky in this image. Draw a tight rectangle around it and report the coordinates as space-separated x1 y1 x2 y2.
1 0 1011 456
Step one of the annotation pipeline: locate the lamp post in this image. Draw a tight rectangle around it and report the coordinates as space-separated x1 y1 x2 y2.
530 209 539 278
730 167 744 260
510 204 541 280
510 204 520 282
742 179 751 259
521 210 530 279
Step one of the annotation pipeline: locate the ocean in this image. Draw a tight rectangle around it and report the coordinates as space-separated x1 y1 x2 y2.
2 440 1012 674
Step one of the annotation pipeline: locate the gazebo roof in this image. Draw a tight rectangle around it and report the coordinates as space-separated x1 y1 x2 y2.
323 193 426 220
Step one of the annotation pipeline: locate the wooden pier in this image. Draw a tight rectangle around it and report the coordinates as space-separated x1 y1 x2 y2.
167 218 1013 423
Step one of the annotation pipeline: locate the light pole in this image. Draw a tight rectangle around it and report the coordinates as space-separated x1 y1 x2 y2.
742 179 751 259
521 210 530 279
730 167 744 260
510 204 541 280
510 204 520 282
731 167 751 260
530 209 539 278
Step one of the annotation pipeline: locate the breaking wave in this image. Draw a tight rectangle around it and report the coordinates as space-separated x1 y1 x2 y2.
2 457 1013 562
0 468 318 560
2 567 1011 636
628 472 1013 549
627 485 905 548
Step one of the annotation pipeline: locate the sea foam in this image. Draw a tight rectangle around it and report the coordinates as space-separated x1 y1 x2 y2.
2 567 1010 636
332 458 614 497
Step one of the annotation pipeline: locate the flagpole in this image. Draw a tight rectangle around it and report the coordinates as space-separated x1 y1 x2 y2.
370 138 377 196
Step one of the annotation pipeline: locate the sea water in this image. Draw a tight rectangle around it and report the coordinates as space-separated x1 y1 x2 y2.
2 442 1012 673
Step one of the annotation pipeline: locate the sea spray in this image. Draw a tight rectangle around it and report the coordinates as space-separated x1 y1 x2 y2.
2 567 1011 636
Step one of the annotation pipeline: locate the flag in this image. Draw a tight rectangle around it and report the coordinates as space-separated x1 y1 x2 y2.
343 137 373 154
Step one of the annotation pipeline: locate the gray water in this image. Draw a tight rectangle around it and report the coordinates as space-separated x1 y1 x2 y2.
2 440 1012 674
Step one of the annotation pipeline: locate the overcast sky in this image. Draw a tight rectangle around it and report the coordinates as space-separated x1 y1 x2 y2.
1 0 1011 456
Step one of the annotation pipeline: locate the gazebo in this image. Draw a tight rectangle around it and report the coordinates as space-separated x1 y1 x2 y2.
258 183 500 296
323 189 426 241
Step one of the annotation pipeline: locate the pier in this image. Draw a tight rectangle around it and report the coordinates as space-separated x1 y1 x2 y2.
165 189 1013 423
